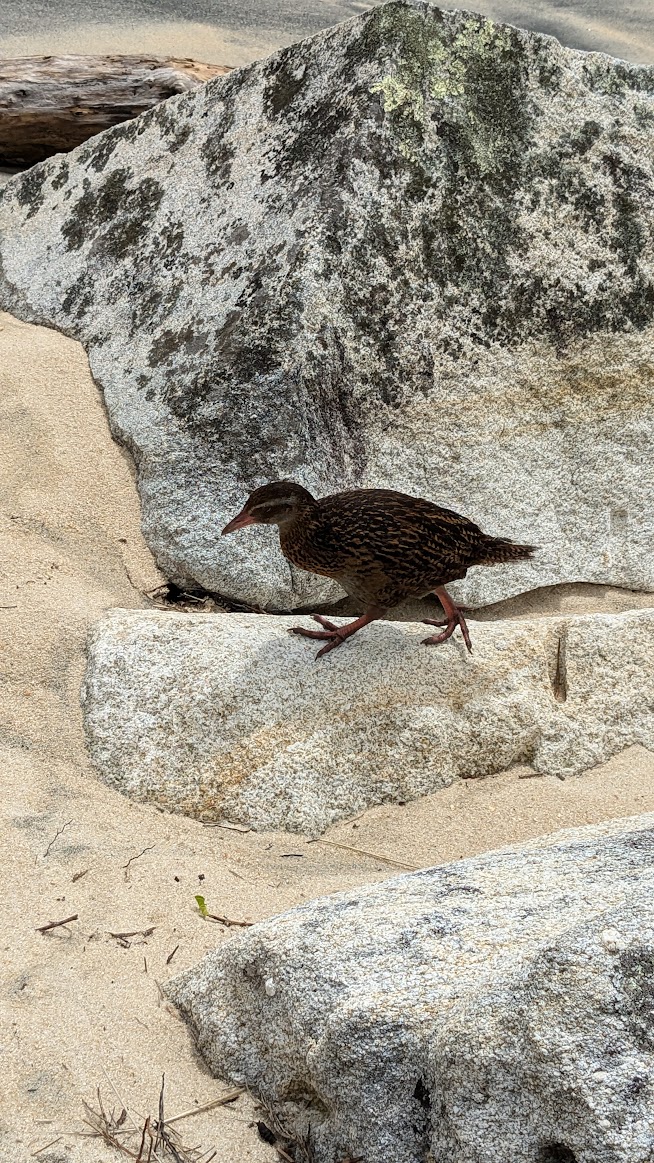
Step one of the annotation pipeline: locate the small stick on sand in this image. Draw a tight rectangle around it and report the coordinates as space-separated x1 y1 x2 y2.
42 818 73 858
156 1076 165 1154
196 893 253 927
207 913 253 927
122 845 156 880
165 1090 242 1126
109 927 156 940
135 1116 150 1163
202 821 251 832
109 927 155 948
205 913 253 928
98 1067 164 1159
37 913 78 933
31 1137 62 1156
310 839 418 870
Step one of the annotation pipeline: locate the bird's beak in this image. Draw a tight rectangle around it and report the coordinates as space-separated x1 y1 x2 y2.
221 508 256 536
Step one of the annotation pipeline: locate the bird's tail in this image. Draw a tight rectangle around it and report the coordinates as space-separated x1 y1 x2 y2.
474 537 536 566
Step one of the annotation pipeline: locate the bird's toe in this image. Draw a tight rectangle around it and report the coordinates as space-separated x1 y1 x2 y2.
289 626 335 640
311 614 340 631
315 636 344 659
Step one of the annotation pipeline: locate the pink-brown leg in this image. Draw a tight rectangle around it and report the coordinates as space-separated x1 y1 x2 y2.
422 586 473 654
290 610 385 659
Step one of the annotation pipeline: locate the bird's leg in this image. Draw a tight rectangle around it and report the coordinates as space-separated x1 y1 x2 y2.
422 586 473 654
290 609 385 659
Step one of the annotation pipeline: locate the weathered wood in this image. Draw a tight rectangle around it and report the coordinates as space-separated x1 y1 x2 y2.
0 54 232 167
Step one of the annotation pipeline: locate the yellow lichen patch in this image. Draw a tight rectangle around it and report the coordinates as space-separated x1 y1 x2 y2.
371 74 424 119
371 10 523 174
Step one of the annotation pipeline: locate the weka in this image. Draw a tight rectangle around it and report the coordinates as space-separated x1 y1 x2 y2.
222 482 534 658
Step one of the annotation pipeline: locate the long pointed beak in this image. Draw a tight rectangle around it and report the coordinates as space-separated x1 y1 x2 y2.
221 508 256 536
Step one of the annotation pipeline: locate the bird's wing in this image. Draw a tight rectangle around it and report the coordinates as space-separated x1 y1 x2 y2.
323 491 485 561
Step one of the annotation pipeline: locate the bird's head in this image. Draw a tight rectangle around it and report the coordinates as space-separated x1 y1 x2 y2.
221 481 317 535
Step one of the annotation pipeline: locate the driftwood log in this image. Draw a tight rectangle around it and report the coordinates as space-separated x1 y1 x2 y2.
0 54 232 167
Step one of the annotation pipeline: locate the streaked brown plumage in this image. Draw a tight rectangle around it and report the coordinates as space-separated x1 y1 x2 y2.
222 481 535 658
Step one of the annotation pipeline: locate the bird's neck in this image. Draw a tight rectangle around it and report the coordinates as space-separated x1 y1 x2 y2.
277 502 324 561
277 497 320 532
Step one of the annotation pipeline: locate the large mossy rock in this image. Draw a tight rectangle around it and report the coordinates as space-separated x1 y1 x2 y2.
169 814 654 1163
1 1 653 608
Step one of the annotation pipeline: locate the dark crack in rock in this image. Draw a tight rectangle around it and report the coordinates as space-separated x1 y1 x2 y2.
0 0 653 608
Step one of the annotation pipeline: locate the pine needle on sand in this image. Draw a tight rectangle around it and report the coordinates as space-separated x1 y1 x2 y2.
79 1075 239 1162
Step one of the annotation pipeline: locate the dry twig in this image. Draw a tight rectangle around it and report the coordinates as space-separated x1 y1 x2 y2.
82 1088 134 1157
31 1137 62 1156
165 1091 242 1126
135 1116 150 1162
196 894 253 927
123 844 156 880
205 912 253 928
37 913 78 934
309 838 418 870
201 821 251 832
109 927 155 948
42 818 73 858
81 1076 217 1162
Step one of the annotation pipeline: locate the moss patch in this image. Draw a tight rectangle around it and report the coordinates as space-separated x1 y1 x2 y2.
360 4 654 345
201 108 236 185
15 167 47 219
264 49 309 118
61 169 164 256
50 160 70 191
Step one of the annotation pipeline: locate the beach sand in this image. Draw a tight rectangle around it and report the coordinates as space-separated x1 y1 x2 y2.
0 19 283 71
0 3 652 67
2 308 654 1161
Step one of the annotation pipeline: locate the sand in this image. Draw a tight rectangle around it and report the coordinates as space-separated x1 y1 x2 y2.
0 3 652 67
1 308 654 1162
0 19 284 71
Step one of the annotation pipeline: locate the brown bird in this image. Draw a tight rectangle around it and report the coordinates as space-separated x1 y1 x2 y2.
222 482 534 658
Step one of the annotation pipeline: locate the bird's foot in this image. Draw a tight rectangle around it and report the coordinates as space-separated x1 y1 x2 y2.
426 605 474 621
422 611 473 654
289 615 348 659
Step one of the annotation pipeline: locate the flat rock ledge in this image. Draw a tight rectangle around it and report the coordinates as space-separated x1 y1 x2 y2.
81 608 654 835
169 814 654 1163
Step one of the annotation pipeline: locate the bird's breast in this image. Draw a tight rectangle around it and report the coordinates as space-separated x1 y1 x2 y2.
279 522 344 580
